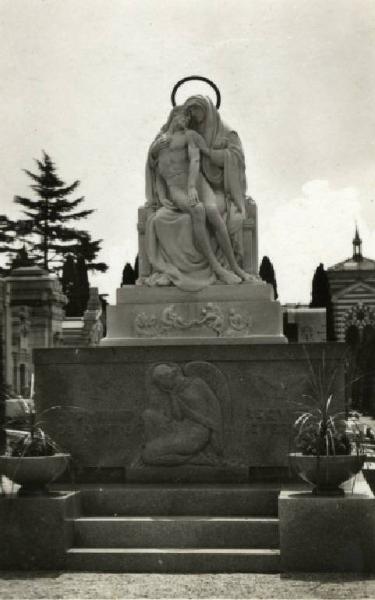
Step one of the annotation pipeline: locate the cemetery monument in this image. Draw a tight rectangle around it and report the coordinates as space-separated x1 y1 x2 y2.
4 77 371 576
33 78 344 483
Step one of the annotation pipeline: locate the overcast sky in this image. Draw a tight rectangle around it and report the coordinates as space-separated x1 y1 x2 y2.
1 0 374 303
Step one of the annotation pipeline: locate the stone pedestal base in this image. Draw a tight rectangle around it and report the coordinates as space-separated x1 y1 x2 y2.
279 488 375 572
101 283 287 345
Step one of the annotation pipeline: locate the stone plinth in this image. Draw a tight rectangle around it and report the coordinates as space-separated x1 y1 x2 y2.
0 491 79 569
279 488 375 572
102 282 286 345
34 343 345 482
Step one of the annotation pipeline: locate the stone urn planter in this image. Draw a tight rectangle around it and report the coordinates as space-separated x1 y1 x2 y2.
289 452 364 495
0 454 70 495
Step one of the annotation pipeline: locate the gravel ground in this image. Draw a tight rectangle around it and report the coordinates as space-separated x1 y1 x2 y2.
1 572 375 600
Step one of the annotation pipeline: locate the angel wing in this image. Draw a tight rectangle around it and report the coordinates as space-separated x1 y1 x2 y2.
183 361 231 451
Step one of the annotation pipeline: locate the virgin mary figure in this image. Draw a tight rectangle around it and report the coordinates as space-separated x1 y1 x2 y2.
144 95 249 291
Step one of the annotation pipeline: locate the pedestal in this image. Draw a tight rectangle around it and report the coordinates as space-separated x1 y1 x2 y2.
101 282 287 345
279 488 375 572
0 491 79 569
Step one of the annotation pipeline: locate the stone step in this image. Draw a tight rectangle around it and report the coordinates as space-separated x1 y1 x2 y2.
73 515 279 549
126 466 249 484
79 484 279 516
66 547 280 573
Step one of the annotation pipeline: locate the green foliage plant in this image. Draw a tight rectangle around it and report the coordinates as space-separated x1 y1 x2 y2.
292 350 368 457
5 404 89 459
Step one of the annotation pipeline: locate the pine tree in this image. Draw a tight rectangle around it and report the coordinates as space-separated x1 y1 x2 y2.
0 216 16 253
75 234 108 274
2 151 107 274
310 263 335 341
121 262 135 285
259 256 278 300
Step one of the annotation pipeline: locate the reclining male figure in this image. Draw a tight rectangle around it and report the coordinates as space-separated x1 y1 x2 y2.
151 107 250 284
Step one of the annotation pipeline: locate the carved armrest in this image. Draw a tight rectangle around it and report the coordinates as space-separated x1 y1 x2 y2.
137 205 156 280
242 196 258 274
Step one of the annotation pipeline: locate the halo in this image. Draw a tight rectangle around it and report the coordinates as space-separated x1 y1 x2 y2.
171 76 221 109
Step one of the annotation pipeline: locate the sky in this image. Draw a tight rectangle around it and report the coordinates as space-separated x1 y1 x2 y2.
0 0 374 304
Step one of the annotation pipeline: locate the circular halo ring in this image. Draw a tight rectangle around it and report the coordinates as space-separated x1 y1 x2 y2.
171 76 221 109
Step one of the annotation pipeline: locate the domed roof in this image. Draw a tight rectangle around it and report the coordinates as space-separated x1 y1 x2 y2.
328 256 375 272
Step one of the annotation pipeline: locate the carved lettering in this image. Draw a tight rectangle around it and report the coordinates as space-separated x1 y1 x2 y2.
246 406 293 436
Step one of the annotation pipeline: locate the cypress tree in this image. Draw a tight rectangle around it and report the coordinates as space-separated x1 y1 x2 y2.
62 255 80 316
75 254 90 315
134 255 139 281
259 256 278 300
121 262 136 286
0 379 6 455
310 263 335 341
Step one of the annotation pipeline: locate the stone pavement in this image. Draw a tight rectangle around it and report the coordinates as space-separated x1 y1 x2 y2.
1 572 375 599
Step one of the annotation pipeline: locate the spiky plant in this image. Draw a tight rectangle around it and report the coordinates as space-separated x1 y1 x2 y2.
292 350 365 456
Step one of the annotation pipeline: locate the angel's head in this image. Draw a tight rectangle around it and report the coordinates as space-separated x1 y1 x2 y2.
152 363 183 391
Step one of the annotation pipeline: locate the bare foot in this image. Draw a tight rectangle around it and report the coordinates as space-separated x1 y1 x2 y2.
233 267 258 282
217 268 242 285
156 273 172 286
241 273 260 283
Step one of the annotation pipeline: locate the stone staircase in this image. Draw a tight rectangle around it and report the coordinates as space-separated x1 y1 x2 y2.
65 484 281 572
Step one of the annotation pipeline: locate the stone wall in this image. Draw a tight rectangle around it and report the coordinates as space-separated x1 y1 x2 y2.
34 342 346 482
